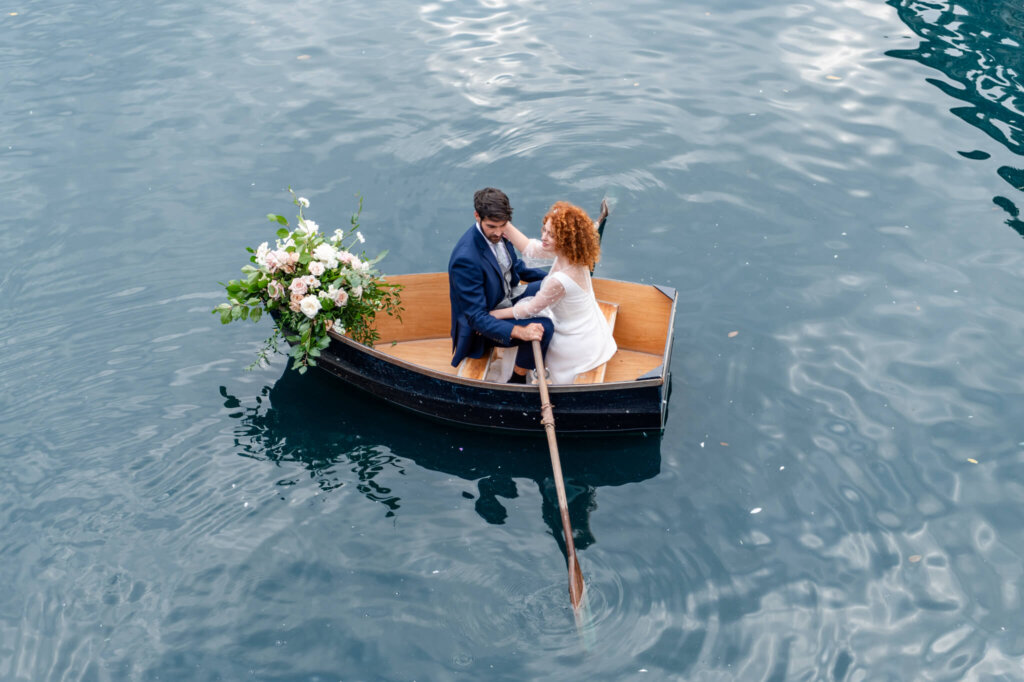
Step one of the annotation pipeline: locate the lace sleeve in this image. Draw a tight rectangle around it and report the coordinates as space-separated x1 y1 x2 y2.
521 238 555 261
512 275 565 319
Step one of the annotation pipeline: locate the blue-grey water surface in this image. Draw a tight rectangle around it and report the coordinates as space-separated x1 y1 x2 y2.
3 0 1024 680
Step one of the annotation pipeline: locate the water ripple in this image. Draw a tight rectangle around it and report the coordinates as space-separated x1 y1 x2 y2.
4 0 1024 679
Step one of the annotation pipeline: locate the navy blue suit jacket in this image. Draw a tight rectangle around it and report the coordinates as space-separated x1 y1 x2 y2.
448 224 547 367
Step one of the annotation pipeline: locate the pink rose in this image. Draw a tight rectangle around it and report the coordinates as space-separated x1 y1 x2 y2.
289 293 304 312
264 251 282 273
281 252 299 274
267 280 284 300
308 261 325 277
331 286 349 307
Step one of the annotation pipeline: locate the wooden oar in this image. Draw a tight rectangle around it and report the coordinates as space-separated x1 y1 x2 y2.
591 198 610 275
531 339 585 609
596 197 610 243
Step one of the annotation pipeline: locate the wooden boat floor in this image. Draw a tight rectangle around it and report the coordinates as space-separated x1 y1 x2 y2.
379 337 662 383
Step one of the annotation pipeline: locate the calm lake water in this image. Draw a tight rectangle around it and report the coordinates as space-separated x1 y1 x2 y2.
3 0 1024 679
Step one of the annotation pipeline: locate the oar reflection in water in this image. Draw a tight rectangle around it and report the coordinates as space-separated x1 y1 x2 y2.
220 368 661 540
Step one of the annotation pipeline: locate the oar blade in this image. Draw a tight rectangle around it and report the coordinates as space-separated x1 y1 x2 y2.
568 554 585 609
596 197 610 242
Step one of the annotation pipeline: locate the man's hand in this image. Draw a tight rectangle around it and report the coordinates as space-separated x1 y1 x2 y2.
510 322 544 342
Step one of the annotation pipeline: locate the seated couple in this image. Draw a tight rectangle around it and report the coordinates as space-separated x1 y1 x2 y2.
448 187 616 384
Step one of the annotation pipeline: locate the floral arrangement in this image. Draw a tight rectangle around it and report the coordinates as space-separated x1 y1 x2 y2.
214 190 402 373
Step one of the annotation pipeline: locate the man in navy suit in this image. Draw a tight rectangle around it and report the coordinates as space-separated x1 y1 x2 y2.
449 188 554 383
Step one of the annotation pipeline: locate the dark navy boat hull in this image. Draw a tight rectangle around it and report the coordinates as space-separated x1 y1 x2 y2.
315 335 671 434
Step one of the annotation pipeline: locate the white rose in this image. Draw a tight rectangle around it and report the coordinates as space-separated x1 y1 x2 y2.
313 243 336 262
352 285 363 298
332 229 344 243
297 196 310 208
297 219 318 235
356 231 365 244
308 260 325 276
255 241 270 266
299 294 322 319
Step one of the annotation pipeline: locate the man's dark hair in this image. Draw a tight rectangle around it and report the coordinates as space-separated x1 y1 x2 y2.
474 187 513 222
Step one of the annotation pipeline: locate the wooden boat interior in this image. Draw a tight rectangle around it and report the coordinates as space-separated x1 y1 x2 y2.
366 273 672 385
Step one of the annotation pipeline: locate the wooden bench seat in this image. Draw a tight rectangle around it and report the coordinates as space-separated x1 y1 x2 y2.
456 349 495 381
456 300 620 384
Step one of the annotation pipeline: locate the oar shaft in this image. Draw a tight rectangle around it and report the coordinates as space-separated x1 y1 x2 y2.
532 340 585 608
543 424 576 550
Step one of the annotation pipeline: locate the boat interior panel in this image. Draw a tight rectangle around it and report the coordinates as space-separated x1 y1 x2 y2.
368 273 671 385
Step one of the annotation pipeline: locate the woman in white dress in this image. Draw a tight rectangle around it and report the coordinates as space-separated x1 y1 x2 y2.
489 201 617 384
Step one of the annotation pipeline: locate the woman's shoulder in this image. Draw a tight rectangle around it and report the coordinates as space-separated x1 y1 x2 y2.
549 266 588 289
556 262 591 277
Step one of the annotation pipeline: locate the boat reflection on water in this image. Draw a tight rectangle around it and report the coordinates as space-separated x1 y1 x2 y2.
221 368 661 552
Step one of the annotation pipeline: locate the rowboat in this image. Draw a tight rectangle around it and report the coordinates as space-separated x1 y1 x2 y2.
302 272 676 434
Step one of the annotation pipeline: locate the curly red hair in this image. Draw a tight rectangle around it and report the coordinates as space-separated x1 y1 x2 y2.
544 201 600 267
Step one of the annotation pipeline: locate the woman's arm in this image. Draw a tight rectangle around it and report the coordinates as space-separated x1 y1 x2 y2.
505 222 556 260
502 222 530 252
489 307 515 319
511 276 565 319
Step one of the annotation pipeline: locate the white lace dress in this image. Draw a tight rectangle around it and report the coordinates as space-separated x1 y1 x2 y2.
512 239 617 384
